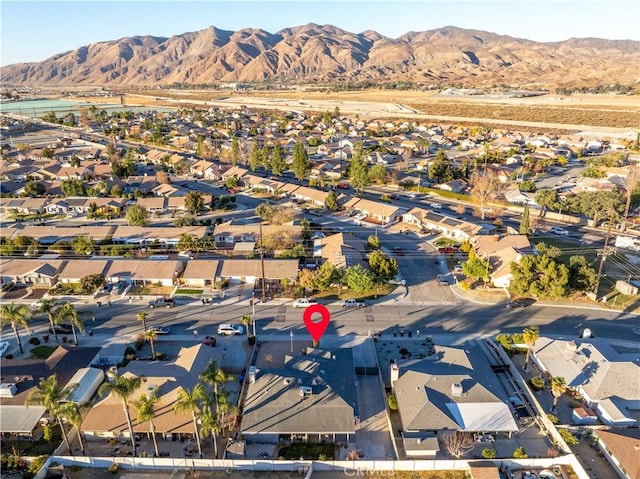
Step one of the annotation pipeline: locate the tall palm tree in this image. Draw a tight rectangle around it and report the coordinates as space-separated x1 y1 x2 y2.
137 311 148 333
551 376 567 411
55 303 88 345
61 402 89 455
522 326 540 371
174 384 205 458
132 388 160 457
98 373 142 456
198 403 221 458
144 329 158 359
199 360 233 407
0 302 32 353
38 299 59 341
25 375 75 452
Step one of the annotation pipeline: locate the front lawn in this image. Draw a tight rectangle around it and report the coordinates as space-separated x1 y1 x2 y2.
30 346 57 359
175 288 204 295
278 442 335 460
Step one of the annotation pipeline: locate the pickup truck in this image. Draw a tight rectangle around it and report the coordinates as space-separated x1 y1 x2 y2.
148 298 176 309
292 298 318 309
340 299 367 309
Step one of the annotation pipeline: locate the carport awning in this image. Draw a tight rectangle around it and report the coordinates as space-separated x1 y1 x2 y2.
0 405 46 434
446 402 518 432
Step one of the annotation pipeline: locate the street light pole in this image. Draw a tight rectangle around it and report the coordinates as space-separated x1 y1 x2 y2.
290 330 293 354
252 293 256 337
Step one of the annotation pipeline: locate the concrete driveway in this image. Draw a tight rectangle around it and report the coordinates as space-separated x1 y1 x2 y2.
354 375 396 459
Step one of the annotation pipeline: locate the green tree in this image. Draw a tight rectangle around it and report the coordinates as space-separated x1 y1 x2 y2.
199 360 233 409
429 149 453 182
550 376 567 411
26 375 75 452
23 181 46 197
249 142 261 171
568 255 597 291
271 143 285 176
368 164 387 184
346 265 375 293
199 403 221 458
185 191 204 215
177 233 200 252
80 273 106 294
520 204 530 235
522 326 540 371
71 235 95 255
225 176 239 188
137 311 148 334
299 268 319 292
314 261 337 291
231 136 241 165
256 203 274 222
535 190 560 212
519 180 537 192
292 141 311 181
462 254 492 282
325 190 339 211
0 302 32 354
56 303 86 345
61 178 86 197
61 402 88 455
368 250 398 278
536 242 562 259
510 255 569 299
132 388 160 457
125 204 149 226
98 373 142 456
367 235 380 250
174 215 197 227
144 328 158 359
349 143 370 192
174 385 206 458
388 394 398 410
37 299 60 342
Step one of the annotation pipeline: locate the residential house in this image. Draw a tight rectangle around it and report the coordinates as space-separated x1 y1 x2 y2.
0 346 102 440
391 342 518 458
131 259 185 287
241 348 357 444
212 222 302 246
219 259 299 285
0 259 66 287
179 260 222 288
313 233 366 269
82 344 227 442
136 196 167 215
124 176 158 194
58 259 111 284
503 186 538 206
190 160 219 179
436 179 468 193
593 428 640 479
571 177 617 193
531 337 640 427
110 225 209 247
290 186 330 207
474 234 534 288
403 207 482 242
0 198 49 216
10 225 114 244
343 198 405 225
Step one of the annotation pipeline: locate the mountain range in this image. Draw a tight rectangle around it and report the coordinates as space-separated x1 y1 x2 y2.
1 24 638 88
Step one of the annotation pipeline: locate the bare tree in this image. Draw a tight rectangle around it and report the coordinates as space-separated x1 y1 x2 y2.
439 431 475 459
470 169 503 220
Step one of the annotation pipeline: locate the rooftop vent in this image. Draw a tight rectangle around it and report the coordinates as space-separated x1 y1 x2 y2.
0 383 17 398
283 378 293 385
451 383 463 397
299 386 312 398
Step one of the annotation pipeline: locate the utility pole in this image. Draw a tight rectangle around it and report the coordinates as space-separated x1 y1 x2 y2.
259 224 266 303
594 209 616 299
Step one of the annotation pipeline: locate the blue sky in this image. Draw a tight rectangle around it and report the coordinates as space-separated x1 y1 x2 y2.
1 1 639 66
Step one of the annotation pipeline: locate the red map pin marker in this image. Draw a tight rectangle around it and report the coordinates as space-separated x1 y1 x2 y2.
303 304 331 342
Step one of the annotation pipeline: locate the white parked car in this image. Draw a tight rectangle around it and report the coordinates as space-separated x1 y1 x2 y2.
292 298 318 309
550 226 569 236
217 324 244 336
0 341 10 357
430 203 443 210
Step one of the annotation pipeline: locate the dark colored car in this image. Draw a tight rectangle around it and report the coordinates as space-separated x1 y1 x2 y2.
49 324 73 334
202 335 217 346
505 298 535 309
392 247 404 256
438 246 458 254
336 183 350 189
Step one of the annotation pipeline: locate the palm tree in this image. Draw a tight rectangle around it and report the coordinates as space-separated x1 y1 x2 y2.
551 376 567 412
61 402 89 455
174 384 205 458
144 329 158 359
198 403 221 458
38 299 59 341
137 311 148 333
55 303 88 345
522 326 540 371
132 388 160 457
25 375 75 452
98 373 142 456
199 360 233 407
0 302 32 353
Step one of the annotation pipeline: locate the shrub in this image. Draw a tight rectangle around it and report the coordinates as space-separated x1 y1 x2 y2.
547 414 559 424
513 447 528 459
247 335 256 346
388 394 398 410
29 337 41 345
108 462 120 474
482 448 496 459
530 376 546 391
26 455 49 477
155 352 167 360
134 335 145 351
559 428 579 445
4 354 12 359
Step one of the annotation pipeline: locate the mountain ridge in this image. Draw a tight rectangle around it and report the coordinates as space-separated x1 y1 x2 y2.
1 24 638 88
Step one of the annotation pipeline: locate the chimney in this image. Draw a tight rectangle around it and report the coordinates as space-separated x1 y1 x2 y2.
248 366 256 384
451 382 463 397
390 359 399 384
